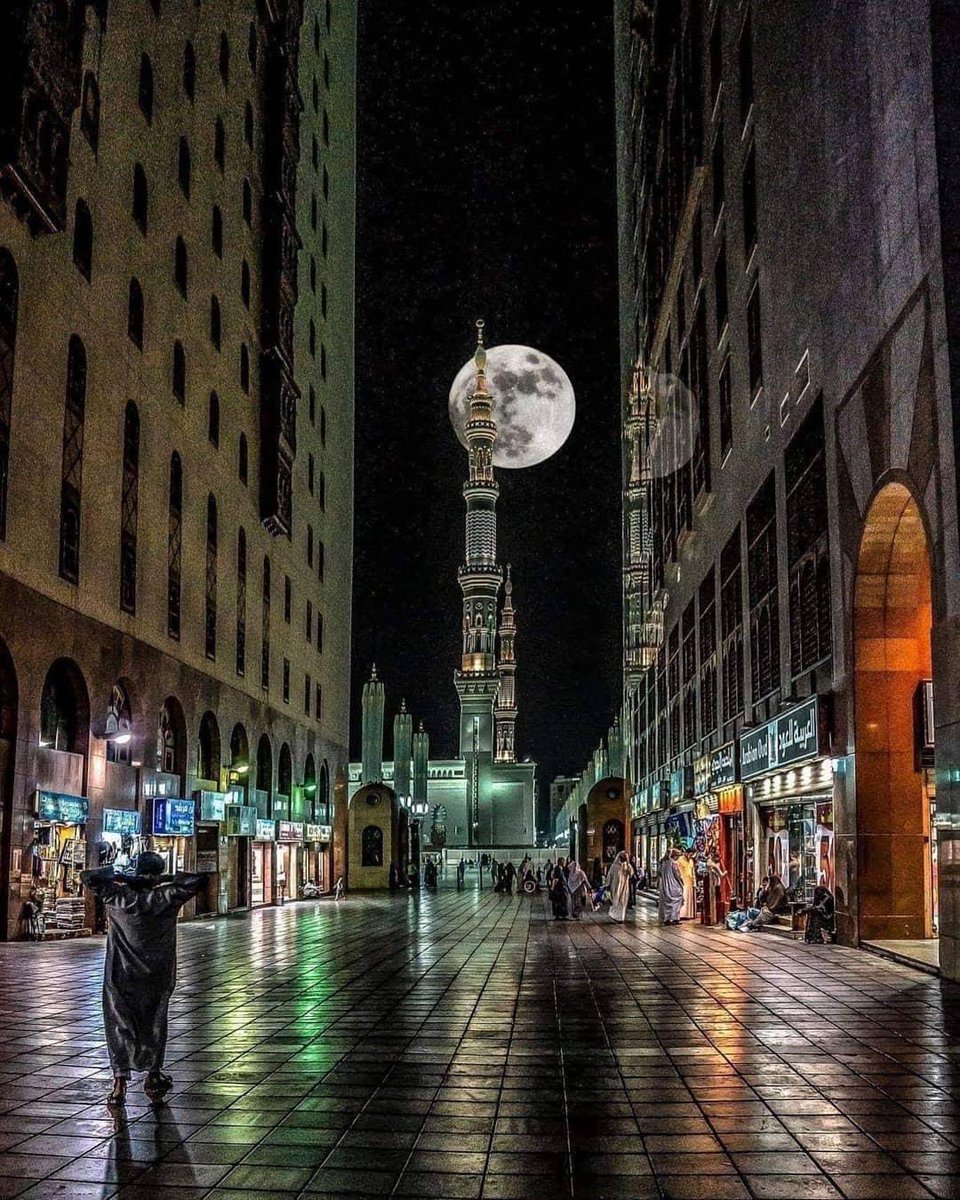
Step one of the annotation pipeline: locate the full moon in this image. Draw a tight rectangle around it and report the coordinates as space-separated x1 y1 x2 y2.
448 345 576 468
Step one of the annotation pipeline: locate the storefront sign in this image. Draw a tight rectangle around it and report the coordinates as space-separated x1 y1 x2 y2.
102 808 141 836
669 765 693 803
693 798 712 820
316 824 332 842
278 821 304 843
36 791 89 825
225 805 257 836
152 798 195 837
196 850 219 873
693 755 711 797
255 819 276 842
199 791 227 822
717 787 744 815
709 742 739 789
740 697 822 781
305 823 322 841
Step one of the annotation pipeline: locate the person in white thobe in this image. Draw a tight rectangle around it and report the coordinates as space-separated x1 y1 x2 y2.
606 852 632 922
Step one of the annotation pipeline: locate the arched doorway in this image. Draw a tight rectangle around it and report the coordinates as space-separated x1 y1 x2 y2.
854 482 935 942
256 733 272 816
0 638 18 938
319 759 330 823
277 742 292 817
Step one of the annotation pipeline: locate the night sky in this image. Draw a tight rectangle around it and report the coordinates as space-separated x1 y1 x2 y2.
351 1 622 831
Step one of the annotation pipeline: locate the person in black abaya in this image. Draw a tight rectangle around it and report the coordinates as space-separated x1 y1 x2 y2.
81 851 208 1108
804 885 836 944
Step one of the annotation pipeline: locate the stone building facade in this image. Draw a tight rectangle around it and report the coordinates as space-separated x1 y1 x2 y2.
0 0 355 938
616 0 960 977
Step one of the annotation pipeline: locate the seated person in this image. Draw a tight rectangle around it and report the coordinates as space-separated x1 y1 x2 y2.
803 885 836 944
740 874 789 931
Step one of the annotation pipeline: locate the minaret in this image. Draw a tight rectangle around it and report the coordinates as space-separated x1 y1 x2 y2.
494 565 518 763
412 721 429 809
360 665 385 784
393 700 413 801
454 320 504 845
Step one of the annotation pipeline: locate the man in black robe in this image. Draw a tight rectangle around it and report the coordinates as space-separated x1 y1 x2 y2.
81 851 208 1107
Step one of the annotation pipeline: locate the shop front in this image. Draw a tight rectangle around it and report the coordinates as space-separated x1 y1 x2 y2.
708 742 747 909
304 824 332 893
30 791 90 935
195 791 229 915
150 797 195 876
101 807 143 874
630 779 668 882
224 802 257 909
252 818 275 906
740 696 834 906
277 821 303 902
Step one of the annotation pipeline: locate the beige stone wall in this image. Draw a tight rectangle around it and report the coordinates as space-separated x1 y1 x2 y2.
347 783 397 890
0 0 356 935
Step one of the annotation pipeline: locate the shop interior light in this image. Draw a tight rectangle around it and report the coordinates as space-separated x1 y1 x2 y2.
111 732 133 746
131 760 142 768
38 738 51 748
304 783 317 793
233 763 250 775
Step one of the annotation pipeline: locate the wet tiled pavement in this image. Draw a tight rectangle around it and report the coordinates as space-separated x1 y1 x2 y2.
0 890 958 1199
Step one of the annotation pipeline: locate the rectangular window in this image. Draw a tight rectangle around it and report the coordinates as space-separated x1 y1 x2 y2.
316 610 323 652
786 395 832 676
308 453 315 495
714 237 728 337
681 601 697 750
284 575 291 622
315 681 322 721
747 474 780 703
699 570 718 737
719 354 733 460
712 124 725 222
306 599 313 642
720 527 744 723
282 657 290 703
304 674 311 715
743 139 758 259
747 279 763 398
739 7 754 128
307 524 314 568
710 8 723 109
317 539 324 582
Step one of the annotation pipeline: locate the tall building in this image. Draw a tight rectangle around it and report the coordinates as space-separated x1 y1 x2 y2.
348 325 536 854
0 0 355 938
616 0 960 978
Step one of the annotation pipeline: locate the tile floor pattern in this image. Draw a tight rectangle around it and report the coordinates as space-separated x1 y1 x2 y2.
0 890 958 1200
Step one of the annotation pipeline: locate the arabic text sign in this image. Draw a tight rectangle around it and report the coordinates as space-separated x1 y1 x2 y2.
740 697 821 781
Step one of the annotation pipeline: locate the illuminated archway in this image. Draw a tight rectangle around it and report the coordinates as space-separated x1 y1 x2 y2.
854 482 934 941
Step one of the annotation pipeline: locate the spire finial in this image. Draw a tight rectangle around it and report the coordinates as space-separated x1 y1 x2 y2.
400 698 407 714
418 720 425 733
370 663 378 681
473 319 487 389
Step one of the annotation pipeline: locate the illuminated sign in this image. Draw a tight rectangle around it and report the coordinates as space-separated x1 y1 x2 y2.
255 819 276 841
102 808 141 836
693 755 711 797
152 798 195 837
709 742 739 789
199 791 227 821
740 697 822 781
278 821 304 842
36 791 89 824
225 805 257 836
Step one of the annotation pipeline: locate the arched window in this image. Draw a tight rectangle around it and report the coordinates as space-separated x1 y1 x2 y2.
40 659 90 755
239 343 249 393
58 336 86 583
304 754 317 822
256 733 272 815
177 138 191 198
209 294 221 350
278 742 292 810
0 249 19 541
361 825 383 868
138 54 154 123
80 72 100 153
241 259 250 307
205 493 217 659
319 759 330 822
211 204 223 257
72 200 93 280
219 32 230 83
197 711 221 783
183 41 196 101
236 527 246 677
242 178 252 225
244 101 254 147
208 391 219 446
105 681 133 764
132 163 148 233
119 402 140 614
261 555 271 691
174 236 188 296
214 117 225 170
172 340 185 402
238 433 248 484
158 697 186 778
167 453 182 638
127 279 144 348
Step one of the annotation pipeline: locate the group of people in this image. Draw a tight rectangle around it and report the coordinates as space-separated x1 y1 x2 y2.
544 852 641 923
657 846 728 925
729 875 836 942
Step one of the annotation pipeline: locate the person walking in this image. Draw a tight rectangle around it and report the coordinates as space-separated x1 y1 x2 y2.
505 861 516 895
549 868 568 919
606 851 632 923
678 850 697 920
81 852 208 1108
565 859 589 919
590 857 603 890
658 848 685 925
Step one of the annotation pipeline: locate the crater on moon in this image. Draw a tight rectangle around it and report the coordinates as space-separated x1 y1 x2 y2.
448 344 576 469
